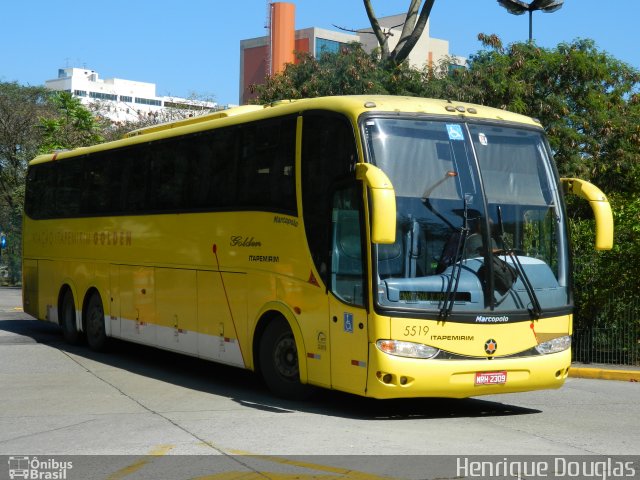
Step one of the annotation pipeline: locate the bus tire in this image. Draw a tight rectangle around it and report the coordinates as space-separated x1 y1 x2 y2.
60 290 82 345
85 292 108 352
259 317 311 400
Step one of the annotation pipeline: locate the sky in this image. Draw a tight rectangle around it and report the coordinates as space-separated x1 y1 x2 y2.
1 1 639 106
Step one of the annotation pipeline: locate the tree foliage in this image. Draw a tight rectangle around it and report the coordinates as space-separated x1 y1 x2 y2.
0 83 52 284
252 44 428 103
0 85 105 284
0 83 50 209
38 91 105 152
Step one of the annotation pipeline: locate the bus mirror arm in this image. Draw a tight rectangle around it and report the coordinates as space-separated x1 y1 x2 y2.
356 164 397 244
560 178 614 251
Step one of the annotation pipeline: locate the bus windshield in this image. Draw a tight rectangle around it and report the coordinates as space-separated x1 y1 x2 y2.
364 117 569 318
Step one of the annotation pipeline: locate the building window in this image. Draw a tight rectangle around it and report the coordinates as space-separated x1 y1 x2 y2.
135 97 162 106
89 92 117 101
316 38 343 56
164 101 208 110
73 90 87 97
119 95 133 103
448 63 466 75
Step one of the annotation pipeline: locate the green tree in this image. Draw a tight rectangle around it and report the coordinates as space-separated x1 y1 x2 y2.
0 82 52 284
39 91 104 152
252 44 428 103
0 85 107 284
570 195 640 327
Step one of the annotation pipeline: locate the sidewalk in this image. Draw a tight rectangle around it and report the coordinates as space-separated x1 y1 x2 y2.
569 363 640 382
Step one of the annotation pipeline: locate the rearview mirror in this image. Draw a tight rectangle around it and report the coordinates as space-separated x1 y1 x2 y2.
356 164 396 244
560 178 613 250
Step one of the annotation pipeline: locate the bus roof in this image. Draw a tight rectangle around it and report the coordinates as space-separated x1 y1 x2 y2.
123 104 265 138
29 95 542 165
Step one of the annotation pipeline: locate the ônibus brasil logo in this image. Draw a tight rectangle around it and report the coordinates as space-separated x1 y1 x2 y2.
8 456 73 479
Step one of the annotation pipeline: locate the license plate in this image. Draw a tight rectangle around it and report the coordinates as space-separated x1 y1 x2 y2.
475 371 507 385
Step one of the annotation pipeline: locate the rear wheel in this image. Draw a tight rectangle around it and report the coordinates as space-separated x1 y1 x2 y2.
259 317 311 399
85 292 108 352
60 290 81 345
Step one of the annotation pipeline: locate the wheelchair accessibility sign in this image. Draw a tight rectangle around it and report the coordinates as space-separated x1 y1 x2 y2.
343 312 354 333
446 124 464 141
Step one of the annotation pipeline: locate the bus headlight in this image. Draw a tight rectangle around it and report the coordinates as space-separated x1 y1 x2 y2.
376 339 439 359
535 335 571 355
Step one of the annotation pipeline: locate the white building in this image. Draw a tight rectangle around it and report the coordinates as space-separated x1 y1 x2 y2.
45 68 217 122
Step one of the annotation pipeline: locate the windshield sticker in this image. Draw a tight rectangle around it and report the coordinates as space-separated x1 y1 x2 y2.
478 133 488 145
446 124 464 141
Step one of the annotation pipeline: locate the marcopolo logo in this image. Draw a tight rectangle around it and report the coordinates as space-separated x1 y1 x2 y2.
8 456 73 479
475 315 509 323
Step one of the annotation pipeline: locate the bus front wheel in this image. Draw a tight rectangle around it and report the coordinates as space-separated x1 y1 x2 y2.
60 290 81 345
259 317 311 399
85 292 108 352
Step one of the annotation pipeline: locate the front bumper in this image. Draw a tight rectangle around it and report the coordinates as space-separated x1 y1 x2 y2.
365 344 571 399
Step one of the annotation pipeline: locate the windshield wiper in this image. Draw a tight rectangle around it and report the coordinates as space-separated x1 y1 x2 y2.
496 206 542 318
440 195 471 318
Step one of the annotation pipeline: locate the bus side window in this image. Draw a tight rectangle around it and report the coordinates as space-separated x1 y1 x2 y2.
56 158 82 216
237 117 296 213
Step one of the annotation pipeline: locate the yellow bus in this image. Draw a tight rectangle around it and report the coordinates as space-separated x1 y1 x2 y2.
22 96 613 399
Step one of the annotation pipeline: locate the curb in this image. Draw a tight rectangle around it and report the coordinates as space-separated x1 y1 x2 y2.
569 366 640 382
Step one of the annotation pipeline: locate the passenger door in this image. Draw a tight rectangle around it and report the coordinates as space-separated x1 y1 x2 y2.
328 186 369 395
301 111 366 392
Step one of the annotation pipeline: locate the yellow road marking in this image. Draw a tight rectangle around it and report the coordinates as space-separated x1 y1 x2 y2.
190 450 394 480
105 445 396 480
105 444 175 480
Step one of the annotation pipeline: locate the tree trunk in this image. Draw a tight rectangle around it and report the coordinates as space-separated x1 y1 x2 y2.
363 0 436 67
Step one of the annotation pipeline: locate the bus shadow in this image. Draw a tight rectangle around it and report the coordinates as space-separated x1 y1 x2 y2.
0 316 542 421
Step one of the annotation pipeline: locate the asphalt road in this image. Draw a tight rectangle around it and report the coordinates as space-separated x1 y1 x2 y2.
0 287 638 479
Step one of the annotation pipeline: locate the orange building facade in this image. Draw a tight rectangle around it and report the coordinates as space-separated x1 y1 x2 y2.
240 2 358 104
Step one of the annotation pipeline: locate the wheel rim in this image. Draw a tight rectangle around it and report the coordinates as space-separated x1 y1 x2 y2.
273 333 298 381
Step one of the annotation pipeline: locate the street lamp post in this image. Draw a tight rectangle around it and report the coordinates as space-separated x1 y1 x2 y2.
497 0 564 42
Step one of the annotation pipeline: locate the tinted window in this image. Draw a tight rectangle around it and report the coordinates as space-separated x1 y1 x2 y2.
25 115 297 219
301 111 358 284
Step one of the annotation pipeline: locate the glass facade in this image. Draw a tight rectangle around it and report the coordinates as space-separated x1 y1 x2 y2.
316 38 343 56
